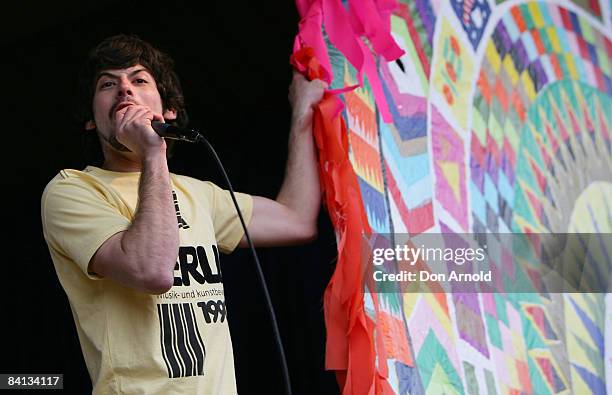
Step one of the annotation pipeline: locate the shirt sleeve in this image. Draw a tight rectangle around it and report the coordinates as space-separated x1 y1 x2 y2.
41 176 131 279
205 182 253 254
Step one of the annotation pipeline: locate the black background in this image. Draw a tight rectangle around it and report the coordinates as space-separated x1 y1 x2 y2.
1 1 339 394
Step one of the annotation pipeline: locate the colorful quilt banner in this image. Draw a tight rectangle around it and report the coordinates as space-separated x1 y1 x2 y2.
293 0 611 394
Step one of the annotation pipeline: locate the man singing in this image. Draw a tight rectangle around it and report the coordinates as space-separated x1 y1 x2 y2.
41 34 325 394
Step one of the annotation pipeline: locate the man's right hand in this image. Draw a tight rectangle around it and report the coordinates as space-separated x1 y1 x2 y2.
114 103 167 158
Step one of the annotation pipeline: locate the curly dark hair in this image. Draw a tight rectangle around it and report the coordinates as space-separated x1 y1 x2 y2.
77 34 188 164
78 34 188 127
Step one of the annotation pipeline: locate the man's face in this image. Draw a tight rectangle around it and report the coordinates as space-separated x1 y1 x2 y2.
86 64 176 151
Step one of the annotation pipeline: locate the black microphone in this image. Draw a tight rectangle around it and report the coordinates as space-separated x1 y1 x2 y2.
151 121 202 143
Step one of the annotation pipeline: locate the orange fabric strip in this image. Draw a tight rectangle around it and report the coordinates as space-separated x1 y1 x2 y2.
291 47 378 394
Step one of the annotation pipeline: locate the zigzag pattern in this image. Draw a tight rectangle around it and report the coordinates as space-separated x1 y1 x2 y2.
301 0 612 393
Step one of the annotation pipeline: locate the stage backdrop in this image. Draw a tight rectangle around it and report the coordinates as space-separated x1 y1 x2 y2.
292 0 612 394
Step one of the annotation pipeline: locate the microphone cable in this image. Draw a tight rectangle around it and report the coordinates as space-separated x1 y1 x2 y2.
193 133 293 395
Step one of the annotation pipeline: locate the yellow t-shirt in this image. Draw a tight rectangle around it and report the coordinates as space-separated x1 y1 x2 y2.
41 166 253 394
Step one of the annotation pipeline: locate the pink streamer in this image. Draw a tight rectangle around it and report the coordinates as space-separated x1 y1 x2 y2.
294 0 403 123
359 40 394 122
348 0 404 60
322 0 364 80
294 1 333 83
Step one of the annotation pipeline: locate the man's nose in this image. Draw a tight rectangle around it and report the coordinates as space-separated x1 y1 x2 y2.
117 77 133 97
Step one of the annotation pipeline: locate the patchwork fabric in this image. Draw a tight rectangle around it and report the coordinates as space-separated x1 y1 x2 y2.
292 0 611 393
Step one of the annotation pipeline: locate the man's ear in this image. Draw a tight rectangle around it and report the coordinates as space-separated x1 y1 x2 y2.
163 108 177 121
85 120 96 130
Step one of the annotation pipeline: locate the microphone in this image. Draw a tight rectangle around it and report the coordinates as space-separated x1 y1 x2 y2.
151 121 202 143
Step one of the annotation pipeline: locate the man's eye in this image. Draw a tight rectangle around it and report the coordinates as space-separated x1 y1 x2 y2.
100 81 115 89
135 78 147 84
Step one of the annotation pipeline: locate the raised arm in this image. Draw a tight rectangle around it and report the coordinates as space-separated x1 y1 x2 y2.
89 105 180 294
240 72 326 247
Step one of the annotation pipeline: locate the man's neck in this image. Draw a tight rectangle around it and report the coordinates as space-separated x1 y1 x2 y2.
102 149 143 173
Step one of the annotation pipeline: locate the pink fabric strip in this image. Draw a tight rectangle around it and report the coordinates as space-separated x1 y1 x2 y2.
295 0 314 19
348 0 404 60
322 0 364 77
376 0 402 37
359 40 393 123
295 1 333 83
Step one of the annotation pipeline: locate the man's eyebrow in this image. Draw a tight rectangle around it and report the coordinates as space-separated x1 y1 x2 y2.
96 69 151 82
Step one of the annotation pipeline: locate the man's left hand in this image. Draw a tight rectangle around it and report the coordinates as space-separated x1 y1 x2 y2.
288 71 327 126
